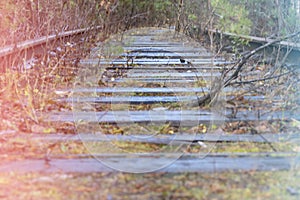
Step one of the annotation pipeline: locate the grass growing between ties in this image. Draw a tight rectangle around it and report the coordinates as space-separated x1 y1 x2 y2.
0 170 299 200
1 133 298 162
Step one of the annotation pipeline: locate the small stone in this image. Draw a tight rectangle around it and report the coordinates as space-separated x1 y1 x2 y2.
287 187 299 196
152 107 168 111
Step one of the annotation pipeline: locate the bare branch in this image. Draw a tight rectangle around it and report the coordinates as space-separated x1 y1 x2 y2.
228 70 293 85
194 30 300 107
223 30 300 87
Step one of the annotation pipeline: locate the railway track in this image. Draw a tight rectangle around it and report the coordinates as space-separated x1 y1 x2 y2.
0 27 101 72
1 27 299 173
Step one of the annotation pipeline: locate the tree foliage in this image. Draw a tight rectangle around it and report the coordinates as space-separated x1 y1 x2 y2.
0 0 299 46
211 0 252 35
225 0 300 37
0 0 111 46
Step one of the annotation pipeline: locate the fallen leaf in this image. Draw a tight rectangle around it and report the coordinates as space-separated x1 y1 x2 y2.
31 124 56 134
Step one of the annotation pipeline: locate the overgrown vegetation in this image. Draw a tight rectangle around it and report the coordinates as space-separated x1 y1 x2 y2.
0 0 299 133
1 0 299 45
1 171 300 199
0 1 300 199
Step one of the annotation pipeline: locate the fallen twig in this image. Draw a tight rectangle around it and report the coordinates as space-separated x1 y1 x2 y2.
193 30 300 107
228 70 293 85
224 30 300 87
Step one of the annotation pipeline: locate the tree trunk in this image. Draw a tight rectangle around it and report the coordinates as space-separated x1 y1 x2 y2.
175 0 184 32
